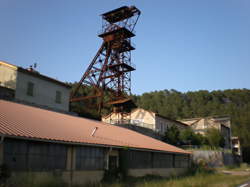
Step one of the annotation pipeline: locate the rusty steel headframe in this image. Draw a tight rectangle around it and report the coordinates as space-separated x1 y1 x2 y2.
71 6 141 114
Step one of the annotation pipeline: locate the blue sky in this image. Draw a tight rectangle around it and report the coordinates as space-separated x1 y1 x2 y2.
0 0 249 95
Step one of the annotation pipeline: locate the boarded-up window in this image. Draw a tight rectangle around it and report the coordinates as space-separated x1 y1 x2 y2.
126 150 152 169
55 91 62 104
75 146 105 170
174 154 189 168
26 82 34 96
4 139 67 171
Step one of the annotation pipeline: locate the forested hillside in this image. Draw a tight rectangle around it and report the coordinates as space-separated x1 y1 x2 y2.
133 89 250 161
70 85 250 162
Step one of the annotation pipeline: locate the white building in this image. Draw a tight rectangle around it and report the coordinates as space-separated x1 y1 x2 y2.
102 108 188 135
0 61 71 112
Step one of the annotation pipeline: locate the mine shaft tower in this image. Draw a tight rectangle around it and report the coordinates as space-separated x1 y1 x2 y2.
71 6 141 114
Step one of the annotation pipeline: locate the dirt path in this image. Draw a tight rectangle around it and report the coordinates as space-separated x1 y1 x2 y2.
236 181 250 187
220 170 250 176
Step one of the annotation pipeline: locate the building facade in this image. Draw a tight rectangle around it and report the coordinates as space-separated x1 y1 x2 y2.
0 61 71 112
0 100 190 186
180 116 232 149
102 108 188 135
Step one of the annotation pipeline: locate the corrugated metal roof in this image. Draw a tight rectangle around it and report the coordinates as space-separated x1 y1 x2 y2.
0 100 190 154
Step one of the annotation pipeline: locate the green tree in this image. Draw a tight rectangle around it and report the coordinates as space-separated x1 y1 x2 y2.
163 126 180 146
179 128 204 146
205 128 225 148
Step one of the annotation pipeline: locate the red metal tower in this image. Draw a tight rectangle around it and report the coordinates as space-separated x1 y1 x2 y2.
70 6 140 115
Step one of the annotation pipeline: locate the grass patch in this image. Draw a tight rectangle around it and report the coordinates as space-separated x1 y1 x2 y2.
4 164 250 187
84 172 250 187
217 163 250 172
4 172 250 187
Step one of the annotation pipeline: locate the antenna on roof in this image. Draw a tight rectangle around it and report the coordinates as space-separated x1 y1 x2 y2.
27 63 38 72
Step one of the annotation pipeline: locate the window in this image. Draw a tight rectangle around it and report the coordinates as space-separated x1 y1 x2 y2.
55 91 62 104
4 139 67 171
174 155 189 168
26 82 34 96
126 150 152 169
75 146 105 170
153 153 173 168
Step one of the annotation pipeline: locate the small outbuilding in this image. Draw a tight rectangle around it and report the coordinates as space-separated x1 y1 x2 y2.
0 100 190 185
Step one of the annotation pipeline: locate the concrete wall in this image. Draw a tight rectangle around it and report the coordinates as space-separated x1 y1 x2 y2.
0 62 17 90
128 168 187 178
192 150 235 167
15 71 70 112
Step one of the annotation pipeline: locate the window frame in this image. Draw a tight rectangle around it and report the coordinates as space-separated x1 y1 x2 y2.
26 81 34 96
55 90 62 104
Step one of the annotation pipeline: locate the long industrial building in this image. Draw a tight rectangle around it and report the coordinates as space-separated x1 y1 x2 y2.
0 99 190 185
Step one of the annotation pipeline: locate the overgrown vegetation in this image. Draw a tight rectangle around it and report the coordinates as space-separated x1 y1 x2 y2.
0 164 11 186
163 126 225 149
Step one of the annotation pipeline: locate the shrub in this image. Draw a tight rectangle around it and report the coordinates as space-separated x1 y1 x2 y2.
0 164 11 185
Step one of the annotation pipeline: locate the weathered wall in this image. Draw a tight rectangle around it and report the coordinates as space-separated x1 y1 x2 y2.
128 168 187 177
192 150 235 167
15 71 70 112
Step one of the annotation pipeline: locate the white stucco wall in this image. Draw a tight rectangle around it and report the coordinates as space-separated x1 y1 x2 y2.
15 71 70 111
130 109 155 130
